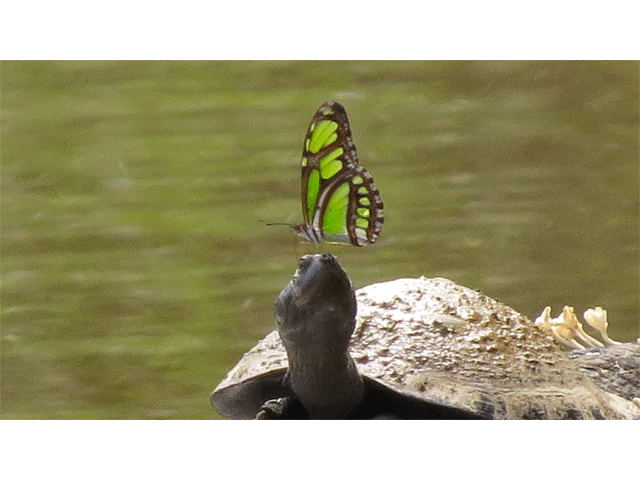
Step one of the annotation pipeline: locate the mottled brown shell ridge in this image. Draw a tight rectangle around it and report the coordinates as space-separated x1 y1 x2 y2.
211 277 640 419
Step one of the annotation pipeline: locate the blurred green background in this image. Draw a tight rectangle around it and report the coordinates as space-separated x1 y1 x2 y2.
1 61 638 419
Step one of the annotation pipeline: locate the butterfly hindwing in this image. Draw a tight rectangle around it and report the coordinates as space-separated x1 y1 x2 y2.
294 101 384 246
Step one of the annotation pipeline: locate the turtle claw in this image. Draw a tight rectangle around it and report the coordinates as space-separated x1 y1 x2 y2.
256 397 299 420
583 307 621 346
535 305 620 349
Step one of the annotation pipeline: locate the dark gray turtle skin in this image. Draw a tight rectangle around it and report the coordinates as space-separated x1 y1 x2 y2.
568 342 640 404
211 254 640 419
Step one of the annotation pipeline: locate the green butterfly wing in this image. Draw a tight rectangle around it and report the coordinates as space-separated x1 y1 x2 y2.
293 101 384 246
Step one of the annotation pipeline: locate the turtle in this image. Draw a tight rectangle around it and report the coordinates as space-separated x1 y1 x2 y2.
210 254 640 419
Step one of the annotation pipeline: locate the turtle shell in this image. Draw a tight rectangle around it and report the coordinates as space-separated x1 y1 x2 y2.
211 277 640 419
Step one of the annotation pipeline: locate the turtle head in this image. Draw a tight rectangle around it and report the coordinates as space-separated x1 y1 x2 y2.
275 254 357 352
274 254 363 418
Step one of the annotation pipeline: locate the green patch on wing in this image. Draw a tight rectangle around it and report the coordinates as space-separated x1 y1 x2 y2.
322 183 349 235
319 147 344 179
308 120 338 154
306 169 320 221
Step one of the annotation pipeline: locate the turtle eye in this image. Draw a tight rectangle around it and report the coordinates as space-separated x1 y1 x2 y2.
298 255 312 271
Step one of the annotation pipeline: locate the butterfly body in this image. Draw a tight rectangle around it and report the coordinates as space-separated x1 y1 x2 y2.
292 102 384 247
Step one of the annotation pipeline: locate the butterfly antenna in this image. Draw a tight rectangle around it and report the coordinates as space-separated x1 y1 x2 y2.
263 221 292 227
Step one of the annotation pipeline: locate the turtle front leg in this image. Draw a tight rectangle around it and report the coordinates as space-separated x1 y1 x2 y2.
256 397 308 419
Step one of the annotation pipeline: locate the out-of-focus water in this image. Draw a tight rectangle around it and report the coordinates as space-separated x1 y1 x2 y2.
1 61 638 419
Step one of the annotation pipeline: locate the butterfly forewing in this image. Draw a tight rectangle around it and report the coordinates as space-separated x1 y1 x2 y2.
295 101 384 246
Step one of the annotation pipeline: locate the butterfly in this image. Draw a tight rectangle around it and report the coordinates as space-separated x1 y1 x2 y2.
291 101 384 246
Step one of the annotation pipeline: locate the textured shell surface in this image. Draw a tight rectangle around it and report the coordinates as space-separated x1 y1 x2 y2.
213 277 640 419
